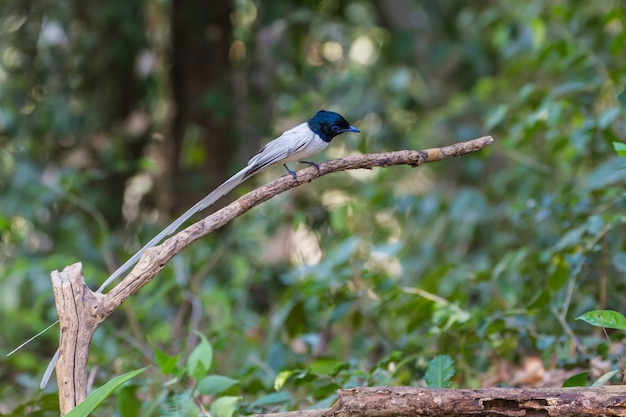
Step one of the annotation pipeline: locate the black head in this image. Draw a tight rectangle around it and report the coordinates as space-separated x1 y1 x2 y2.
307 110 360 142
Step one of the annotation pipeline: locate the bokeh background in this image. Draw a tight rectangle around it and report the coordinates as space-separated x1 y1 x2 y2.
1 0 626 415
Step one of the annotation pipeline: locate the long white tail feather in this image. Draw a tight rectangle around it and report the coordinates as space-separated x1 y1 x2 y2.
40 350 59 389
37 117 341 388
40 166 252 388
95 166 250 293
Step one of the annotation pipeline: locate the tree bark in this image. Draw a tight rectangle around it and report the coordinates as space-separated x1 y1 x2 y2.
256 386 626 417
52 263 106 416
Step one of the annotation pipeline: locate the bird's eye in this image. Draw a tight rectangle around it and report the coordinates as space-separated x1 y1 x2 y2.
331 125 341 132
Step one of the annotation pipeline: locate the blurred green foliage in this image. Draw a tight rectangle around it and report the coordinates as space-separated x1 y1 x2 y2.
1 0 626 415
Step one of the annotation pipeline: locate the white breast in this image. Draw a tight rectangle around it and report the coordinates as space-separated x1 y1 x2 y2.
283 133 328 162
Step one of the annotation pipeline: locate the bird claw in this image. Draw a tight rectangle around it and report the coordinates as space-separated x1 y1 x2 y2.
284 164 298 180
284 161 321 180
299 160 321 175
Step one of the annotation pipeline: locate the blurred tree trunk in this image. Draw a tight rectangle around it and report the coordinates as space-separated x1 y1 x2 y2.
70 0 151 226
168 0 234 214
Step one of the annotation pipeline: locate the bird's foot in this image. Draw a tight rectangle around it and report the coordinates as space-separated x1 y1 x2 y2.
299 160 321 175
283 164 298 180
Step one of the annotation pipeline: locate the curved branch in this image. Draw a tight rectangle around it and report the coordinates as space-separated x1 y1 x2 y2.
103 136 493 310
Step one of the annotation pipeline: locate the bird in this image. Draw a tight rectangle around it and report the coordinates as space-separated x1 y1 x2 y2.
38 110 358 387
94 110 359 293
39 110 359 388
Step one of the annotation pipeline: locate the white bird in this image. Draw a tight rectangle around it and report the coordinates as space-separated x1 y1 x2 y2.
39 110 359 388
97 110 359 292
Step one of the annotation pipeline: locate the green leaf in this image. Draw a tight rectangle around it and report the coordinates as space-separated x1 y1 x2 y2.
197 375 240 395
117 385 141 417
274 370 300 391
598 108 620 129
613 142 626 157
309 358 349 376
554 226 586 251
613 252 626 273
210 396 241 417
592 370 619 387
285 301 306 337
576 310 626 331
292 369 316 385
249 391 291 408
585 157 626 190
424 355 455 388
485 105 508 130
586 214 604 235
154 347 180 375
562 372 588 387
547 257 569 292
527 289 550 310
187 332 213 380
65 367 148 417
530 17 546 50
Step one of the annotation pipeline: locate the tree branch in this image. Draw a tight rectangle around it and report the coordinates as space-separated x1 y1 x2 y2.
49 136 493 415
51 264 106 415
255 386 626 417
103 135 493 306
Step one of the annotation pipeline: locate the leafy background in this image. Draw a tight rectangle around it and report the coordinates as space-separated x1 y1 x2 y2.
1 0 626 415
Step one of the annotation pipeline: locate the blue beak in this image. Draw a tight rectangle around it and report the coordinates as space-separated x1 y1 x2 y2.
347 125 360 133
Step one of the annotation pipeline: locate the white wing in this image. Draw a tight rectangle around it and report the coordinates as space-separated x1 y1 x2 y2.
246 123 315 175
